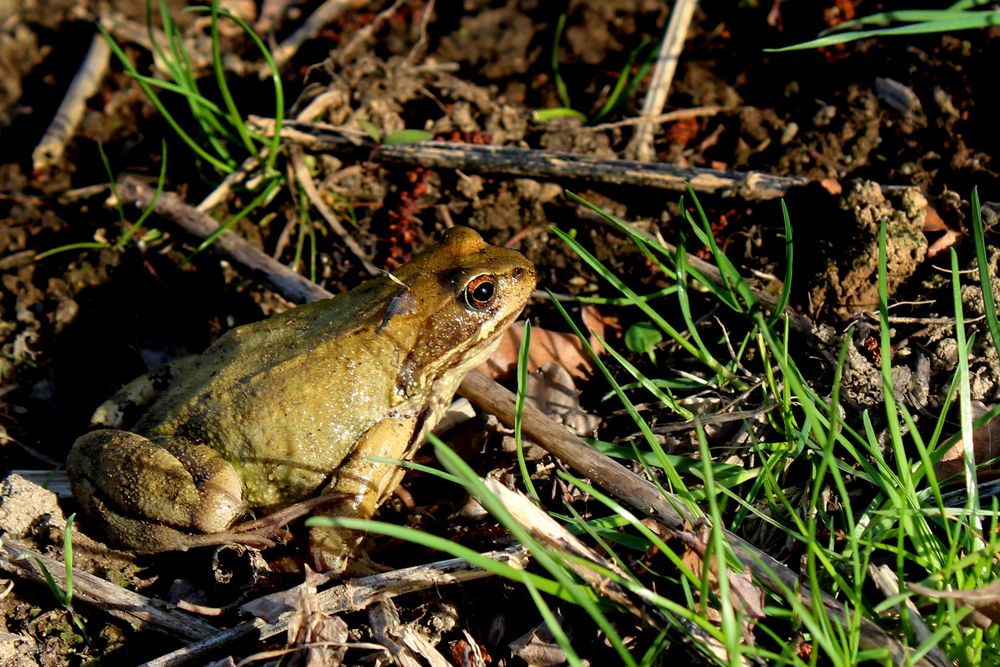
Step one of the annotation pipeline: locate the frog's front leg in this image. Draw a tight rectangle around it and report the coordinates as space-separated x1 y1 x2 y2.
67 429 245 553
308 417 419 572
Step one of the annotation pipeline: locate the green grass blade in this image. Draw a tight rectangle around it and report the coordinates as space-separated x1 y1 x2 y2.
551 13 572 109
116 140 168 248
190 176 280 256
548 291 693 498
552 226 738 384
969 187 1000 362
765 200 794 327
597 339 694 419
768 14 1000 51
515 321 539 500
35 242 109 260
533 107 588 123
99 23 234 173
950 247 983 549
589 36 651 125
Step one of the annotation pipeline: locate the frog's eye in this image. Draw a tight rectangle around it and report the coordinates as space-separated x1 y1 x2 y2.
464 274 497 310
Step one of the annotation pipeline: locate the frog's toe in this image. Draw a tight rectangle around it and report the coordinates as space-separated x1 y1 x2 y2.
308 524 359 573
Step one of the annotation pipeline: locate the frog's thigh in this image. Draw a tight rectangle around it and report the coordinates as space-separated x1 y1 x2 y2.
308 417 417 570
68 429 245 551
90 356 201 428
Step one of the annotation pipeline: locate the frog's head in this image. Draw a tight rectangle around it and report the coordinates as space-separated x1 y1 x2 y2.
387 226 536 394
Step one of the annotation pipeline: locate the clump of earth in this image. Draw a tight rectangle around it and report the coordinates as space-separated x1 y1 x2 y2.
806 180 928 321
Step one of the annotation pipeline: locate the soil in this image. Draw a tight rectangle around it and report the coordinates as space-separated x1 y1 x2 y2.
1 0 998 664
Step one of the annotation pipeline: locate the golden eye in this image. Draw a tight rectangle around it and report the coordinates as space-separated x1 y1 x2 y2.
464 274 496 310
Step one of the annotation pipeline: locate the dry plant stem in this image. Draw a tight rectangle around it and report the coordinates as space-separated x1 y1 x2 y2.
625 0 699 161
197 151 264 212
0 539 218 642
406 0 436 64
144 547 527 667
869 565 950 667
248 117 812 200
589 105 723 132
457 370 922 665
271 0 370 71
255 0 296 34
289 146 381 276
484 479 711 641
337 0 407 64
369 598 450 667
117 178 332 304
32 31 111 173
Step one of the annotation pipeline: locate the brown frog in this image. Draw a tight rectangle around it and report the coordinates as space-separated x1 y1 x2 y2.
67 227 535 571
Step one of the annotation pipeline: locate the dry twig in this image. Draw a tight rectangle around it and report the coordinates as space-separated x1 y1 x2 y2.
869 565 950 667
589 105 723 132
32 32 111 173
625 0 699 161
0 539 217 642
271 0 370 72
289 146 381 275
118 178 331 304
248 117 812 200
337 0 406 64
144 547 527 666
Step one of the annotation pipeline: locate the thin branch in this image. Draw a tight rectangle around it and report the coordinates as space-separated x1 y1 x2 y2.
117 177 333 304
289 145 381 275
248 117 812 200
869 565 950 667
144 547 526 667
588 105 723 132
271 0 370 71
337 0 406 64
32 31 111 173
625 0 700 161
0 539 218 642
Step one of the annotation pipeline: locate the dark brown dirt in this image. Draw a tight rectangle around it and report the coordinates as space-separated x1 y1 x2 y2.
1 0 998 663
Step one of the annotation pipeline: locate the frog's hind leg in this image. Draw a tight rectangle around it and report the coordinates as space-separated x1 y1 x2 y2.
89 356 200 429
67 429 246 553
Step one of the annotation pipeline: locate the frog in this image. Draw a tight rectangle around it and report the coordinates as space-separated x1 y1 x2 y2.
66 226 535 572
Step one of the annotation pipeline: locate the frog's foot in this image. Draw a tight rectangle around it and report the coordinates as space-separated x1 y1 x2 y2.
67 429 246 553
77 489 278 552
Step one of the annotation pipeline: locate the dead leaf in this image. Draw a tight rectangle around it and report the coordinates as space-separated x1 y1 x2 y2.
819 178 842 195
479 305 620 381
449 630 491 667
934 401 1000 482
284 568 349 666
922 204 962 258
526 361 601 436
909 580 1000 629
679 523 765 644
926 228 961 258
508 625 566 666
497 361 601 459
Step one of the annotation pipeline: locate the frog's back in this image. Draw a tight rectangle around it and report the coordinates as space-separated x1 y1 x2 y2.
135 282 412 505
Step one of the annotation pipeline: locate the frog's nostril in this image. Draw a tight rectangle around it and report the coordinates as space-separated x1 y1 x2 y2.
512 267 525 278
